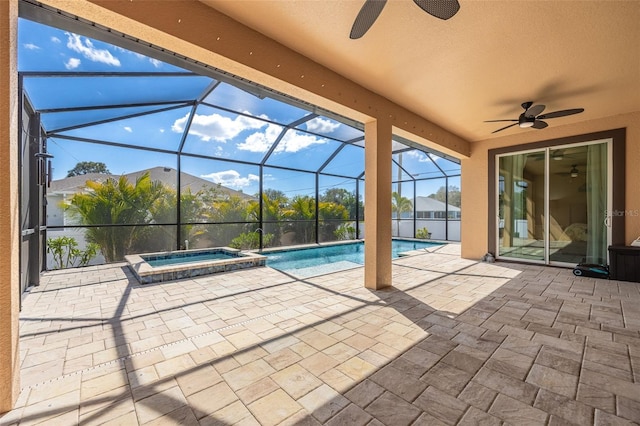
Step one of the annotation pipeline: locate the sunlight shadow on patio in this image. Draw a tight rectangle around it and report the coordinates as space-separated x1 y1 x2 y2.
7 246 639 425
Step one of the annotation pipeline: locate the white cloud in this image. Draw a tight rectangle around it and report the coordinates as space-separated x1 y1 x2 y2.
201 170 259 189
172 112 267 142
23 43 40 50
428 153 442 162
66 32 121 67
276 129 326 153
149 58 162 68
305 117 339 134
403 150 431 162
64 58 81 70
124 126 132 133
237 123 282 152
238 125 327 154
159 128 165 133
51 36 61 44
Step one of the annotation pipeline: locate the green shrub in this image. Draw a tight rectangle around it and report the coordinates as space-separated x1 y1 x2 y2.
229 232 274 250
47 236 99 269
416 227 431 239
334 223 356 240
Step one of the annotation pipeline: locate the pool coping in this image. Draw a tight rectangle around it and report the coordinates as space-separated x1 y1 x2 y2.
125 247 266 284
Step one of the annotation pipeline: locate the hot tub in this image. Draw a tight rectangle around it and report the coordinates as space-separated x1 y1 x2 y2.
125 247 266 284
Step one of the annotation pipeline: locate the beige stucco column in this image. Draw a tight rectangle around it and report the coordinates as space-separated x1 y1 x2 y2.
364 119 393 290
0 0 20 413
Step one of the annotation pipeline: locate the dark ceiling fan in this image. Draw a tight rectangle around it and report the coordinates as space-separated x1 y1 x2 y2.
350 0 460 39
485 101 584 134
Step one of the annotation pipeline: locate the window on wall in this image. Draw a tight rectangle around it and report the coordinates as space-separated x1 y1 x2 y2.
20 17 460 269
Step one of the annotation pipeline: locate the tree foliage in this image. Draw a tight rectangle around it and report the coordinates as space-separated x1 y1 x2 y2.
428 185 461 207
283 195 316 244
391 191 413 217
65 173 168 262
320 188 360 220
66 161 111 177
64 174 362 264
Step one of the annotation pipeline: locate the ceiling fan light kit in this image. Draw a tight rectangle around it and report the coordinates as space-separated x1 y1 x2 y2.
485 101 585 134
570 165 579 178
519 116 535 128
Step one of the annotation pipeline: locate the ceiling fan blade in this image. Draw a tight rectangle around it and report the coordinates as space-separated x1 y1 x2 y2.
492 123 518 134
525 104 545 118
484 119 518 123
532 120 548 129
538 108 584 120
350 0 387 39
413 0 460 20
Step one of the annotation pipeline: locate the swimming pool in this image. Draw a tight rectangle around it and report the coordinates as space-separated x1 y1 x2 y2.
145 251 237 267
263 240 442 277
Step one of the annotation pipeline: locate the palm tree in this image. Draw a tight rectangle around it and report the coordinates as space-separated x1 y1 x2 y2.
248 189 288 245
284 195 316 244
391 191 413 237
318 201 348 241
66 172 169 262
205 195 252 246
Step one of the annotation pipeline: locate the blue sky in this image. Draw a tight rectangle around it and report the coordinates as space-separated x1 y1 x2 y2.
19 18 458 198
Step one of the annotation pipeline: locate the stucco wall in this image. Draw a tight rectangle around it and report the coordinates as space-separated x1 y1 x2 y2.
0 0 20 412
461 111 640 260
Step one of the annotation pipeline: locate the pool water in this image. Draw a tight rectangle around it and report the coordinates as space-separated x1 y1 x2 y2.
144 251 237 267
264 240 441 277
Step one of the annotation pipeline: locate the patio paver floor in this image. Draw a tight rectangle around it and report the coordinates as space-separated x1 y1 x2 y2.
2 243 640 425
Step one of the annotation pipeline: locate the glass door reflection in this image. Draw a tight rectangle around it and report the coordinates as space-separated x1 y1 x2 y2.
498 151 546 262
548 144 608 265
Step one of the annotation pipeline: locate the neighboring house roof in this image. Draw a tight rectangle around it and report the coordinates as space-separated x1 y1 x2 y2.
413 196 460 212
48 167 254 200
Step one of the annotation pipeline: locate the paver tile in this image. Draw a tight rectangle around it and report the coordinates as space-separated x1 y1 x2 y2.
526 363 578 398
297 384 349 423
458 381 497 411
594 409 637 426
11 250 640 426
134 385 187 424
365 392 422 426
534 388 594 425
247 389 302 426
413 386 468 425
457 406 502 426
222 359 276 391
299 352 340 376
616 395 640 424
270 364 322 399
344 379 385 408
186 381 238 419
488 393 548 425
370 364 428 402
323 403 371 426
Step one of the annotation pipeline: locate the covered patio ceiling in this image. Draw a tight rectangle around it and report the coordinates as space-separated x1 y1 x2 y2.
204 0 640 142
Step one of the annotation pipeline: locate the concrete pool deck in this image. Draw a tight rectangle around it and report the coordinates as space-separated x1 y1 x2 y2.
4 243 640 425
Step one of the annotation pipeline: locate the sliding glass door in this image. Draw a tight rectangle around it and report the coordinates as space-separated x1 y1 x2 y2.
497 140 611 266
498 150 546 262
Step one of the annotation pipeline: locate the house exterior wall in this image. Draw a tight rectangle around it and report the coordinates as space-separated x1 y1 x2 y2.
0 0 20 412
461 111 640 260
